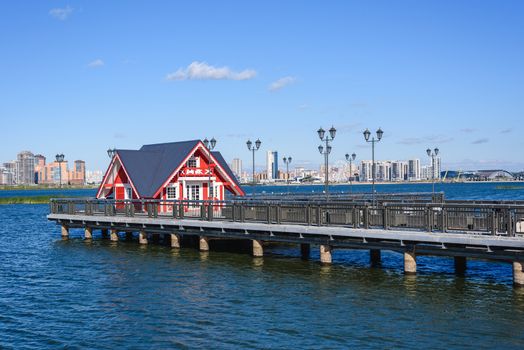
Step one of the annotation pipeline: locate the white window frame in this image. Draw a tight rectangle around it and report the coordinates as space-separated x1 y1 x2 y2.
187 156 199 168
166 185 178 200
186 184 201 200
124 185 132 200
209 183 214 198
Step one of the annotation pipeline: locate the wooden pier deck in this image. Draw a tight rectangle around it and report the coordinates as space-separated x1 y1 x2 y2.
48 198 524 286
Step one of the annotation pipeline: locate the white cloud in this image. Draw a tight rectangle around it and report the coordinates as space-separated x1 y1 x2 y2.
87 59 104 68
49 6 73 20
268 76 296 91
166 61 256 81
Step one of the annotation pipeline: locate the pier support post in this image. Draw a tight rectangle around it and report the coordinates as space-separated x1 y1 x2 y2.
139 231 148 245
61 225 69 238
84 227 92 240
514 261 524 287
300 243 310 260
370 249 381 266
454 256 467 275
199 236 209 252
320 245 332 264
252 240 263 257
110 230 119 242
125 232 133 241
101 229 109 239
170 233 181 248
404 251 417 275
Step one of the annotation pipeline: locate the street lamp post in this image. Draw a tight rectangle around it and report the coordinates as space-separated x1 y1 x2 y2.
55 153 65 187
426 147 440 197
318 126 336 197
282 156 292 193
345 153 357 193
203 137 217 200
363 127 384 205
107 148 116 159
246 139 261 185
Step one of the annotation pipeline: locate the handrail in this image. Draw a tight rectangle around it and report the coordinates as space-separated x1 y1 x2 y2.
49 197 524 237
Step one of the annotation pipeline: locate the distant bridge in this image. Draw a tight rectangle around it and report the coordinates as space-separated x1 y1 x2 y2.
444 169 516 180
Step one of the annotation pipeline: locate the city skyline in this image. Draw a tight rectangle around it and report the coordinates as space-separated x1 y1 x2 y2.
1 2 523 171
0 150 88 186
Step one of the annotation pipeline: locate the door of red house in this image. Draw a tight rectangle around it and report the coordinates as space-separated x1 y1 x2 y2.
115 187 125 209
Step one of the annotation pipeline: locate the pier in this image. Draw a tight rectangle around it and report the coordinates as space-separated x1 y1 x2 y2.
48 198 524 286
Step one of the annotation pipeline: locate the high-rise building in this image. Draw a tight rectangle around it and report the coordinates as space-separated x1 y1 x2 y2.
34 154 46 167
0 167 14 185
68 160 86 185
360 160 373 182
408 159 421 181
16 151 36 185
37 160 68 185
34 154 46 184
272 151 278 180
392 161 408 181
375 161 392 181
266 150 274 180
421 165 431 180
432 157 442 180
231 158 242 179
3 161 17 184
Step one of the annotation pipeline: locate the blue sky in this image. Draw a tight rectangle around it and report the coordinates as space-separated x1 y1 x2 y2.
1 1 523 171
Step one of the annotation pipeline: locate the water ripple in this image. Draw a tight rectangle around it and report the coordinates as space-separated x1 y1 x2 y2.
1 204 524 349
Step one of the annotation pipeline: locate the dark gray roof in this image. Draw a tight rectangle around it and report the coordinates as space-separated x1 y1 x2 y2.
116 140 241 197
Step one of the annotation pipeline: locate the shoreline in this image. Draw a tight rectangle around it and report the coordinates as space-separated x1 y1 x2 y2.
0 186 97 191
0 195 70 205
243 180 524 187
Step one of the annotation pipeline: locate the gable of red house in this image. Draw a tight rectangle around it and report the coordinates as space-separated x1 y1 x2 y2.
96 140 244 201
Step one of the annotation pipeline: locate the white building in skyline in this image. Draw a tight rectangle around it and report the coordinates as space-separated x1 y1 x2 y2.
421 165 431 180
376 161 392 181
360 160 373 182
85 170 104 185
391 161 408 181
431 156 442 180
231 158 242 179
408 159 421 181
266 150 274 180
16 151 36 185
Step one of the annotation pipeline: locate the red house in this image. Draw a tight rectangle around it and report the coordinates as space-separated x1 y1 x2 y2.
96 140 244 204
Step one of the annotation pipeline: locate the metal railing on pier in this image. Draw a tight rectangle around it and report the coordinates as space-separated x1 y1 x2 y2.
49 198 524 237
237 191 445 203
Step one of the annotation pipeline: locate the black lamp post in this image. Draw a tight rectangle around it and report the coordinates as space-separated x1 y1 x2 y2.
203 137 217 200
246 139 261 184
345 152 357 193
55 153 65 187
363 127 383 205
282 156 292 193
107 148 116 159
318 126 336 197
426 147 440 196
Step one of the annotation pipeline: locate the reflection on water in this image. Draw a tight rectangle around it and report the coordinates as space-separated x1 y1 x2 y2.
252 257 264 269
199 251 209 262
1 204 524 349
403 274 418 296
